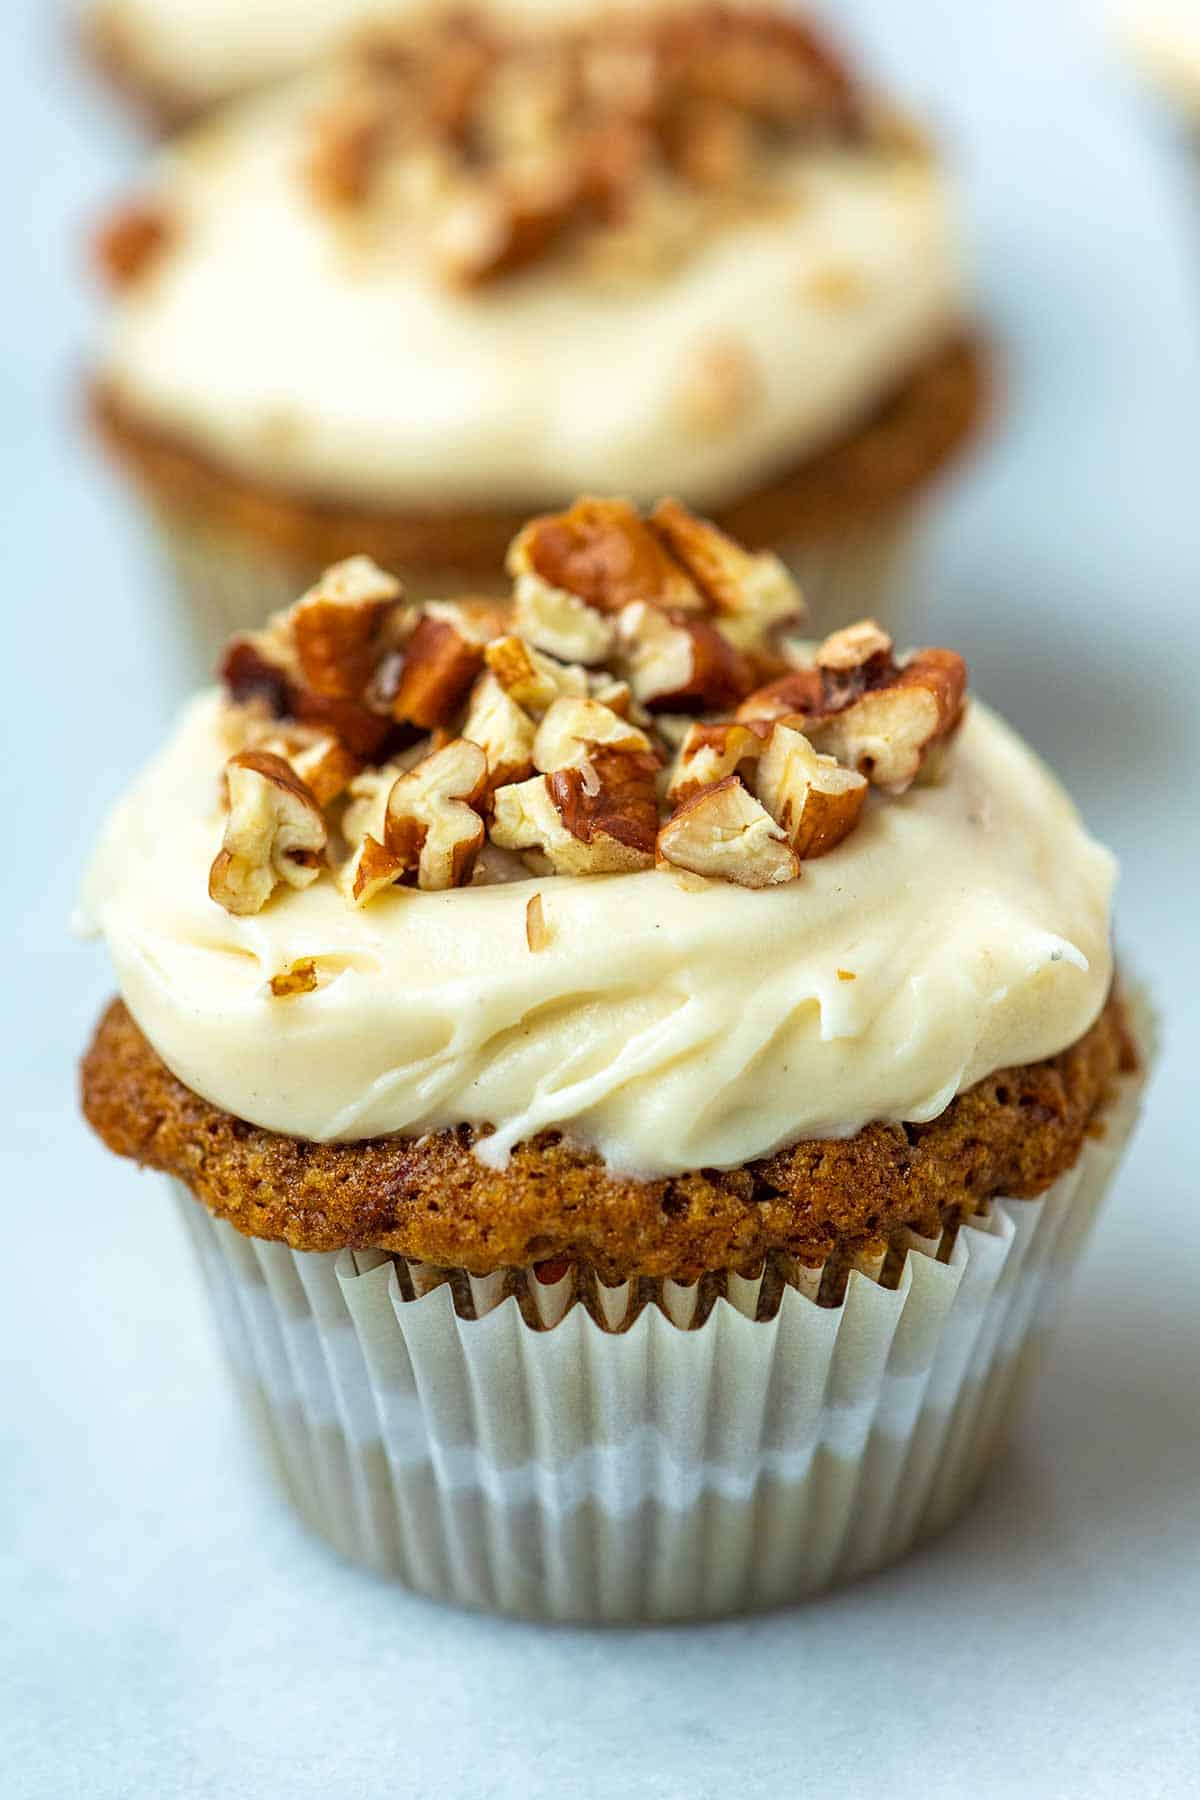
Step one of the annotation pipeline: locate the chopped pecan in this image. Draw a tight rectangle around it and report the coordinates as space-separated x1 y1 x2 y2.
435 169 576 286
492 747 658 874
291 556 403 700
512 576 616 667
509 497 703 615
814 618 894 685
391 610 485 730
675 336 760 435
531 695 654 772
804 649 967 793
737 621 968 793
94 201 171 289
666 718 771 805
208 751 326 916
525 891 552 951
343 833 407 907
754 723 866 857
268 958 320 999
656 776 798 888
248 722 361 808
649 498 804 648
382 738 489 889
616 601 753 710
483 635 590 711
462 672 536 790
220 561 406 759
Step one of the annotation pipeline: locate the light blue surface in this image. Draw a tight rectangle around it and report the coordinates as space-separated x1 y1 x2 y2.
2 2 1198 1795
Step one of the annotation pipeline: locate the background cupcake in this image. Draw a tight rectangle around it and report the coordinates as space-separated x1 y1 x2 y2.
89 6 988 660
79 497 1145 1621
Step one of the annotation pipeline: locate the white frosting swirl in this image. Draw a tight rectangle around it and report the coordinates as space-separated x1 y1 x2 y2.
80 692 1115 1177
99 80 965 513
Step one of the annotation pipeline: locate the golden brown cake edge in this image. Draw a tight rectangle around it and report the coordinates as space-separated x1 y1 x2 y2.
81 988 1134 1282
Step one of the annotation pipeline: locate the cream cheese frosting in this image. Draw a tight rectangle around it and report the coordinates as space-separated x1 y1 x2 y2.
80 691 1115 1178
99 81 965 513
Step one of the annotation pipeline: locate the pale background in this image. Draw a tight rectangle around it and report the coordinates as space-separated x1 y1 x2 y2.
2 0 1198 1795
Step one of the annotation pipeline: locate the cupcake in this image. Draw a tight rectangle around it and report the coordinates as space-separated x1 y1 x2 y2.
1119 4 1200 125
79 496 1146 1621
89 6 988 661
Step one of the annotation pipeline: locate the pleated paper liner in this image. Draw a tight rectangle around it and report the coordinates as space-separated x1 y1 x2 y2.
151 506 919 677
170 1024 1147 1623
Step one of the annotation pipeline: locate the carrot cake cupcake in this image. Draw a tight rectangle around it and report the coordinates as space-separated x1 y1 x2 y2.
90 6 989 658
79 496 1145 1620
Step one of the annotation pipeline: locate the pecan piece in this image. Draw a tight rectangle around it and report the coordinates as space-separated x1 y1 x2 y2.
248 723 361 808
649 498 804 649
483 635 590 711
291 556 403 700
94 201 171 289
391 611 485 730
531 695 655 772
462 672 537 791
666 718 771 805
737 621 968 793
754 723 867 857
382 737 489 889
208 751 326 917
656 777 798 888
509 497 703 615
491 747 658 874
512 577 616 667
616 600 753 710
805 649 967 794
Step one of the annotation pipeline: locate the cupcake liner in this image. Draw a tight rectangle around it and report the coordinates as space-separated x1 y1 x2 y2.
170 1030 1147 1622
150 506 919 675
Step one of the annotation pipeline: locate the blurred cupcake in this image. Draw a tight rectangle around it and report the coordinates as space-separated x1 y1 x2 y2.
90 6 988 660
80 496 1145 1621
1119 3 1200 123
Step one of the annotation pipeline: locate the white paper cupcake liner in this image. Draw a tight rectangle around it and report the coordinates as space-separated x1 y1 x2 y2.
149 506 919 676
170 1036 1146 1622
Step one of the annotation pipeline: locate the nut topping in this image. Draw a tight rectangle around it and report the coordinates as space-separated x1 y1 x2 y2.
304 8 868 289
666 718 771 805
492 746 658 874
291 556 403 699
738 620 967 793
649 498 805 649
391 610 486 729
616 601 753 711
804 648 967 793
382 738 489 889
512 575 616 667
754 723 867 857
94 201 171 289
462 672 537 791
532 696 654 772
208 751 327 916
206 510 969 909
510 498 704 616
656 777 799 888
483 635 590 710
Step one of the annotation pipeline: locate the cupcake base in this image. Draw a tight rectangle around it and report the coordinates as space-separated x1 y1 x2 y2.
172 1055 1143 1622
